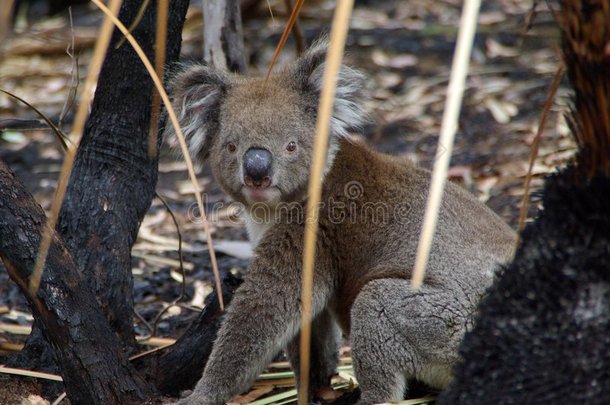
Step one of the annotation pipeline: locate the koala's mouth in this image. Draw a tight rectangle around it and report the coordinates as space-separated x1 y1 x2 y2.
242 185 281 204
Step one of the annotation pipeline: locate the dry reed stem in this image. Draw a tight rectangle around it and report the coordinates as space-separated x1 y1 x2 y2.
411 0 482 289
517 65 565 235
0 365 63 382
29 0 123 296
298 2 354 405
265 0 305 81
89 0 224 310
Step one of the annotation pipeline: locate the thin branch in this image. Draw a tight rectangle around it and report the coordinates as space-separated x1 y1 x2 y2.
517 65 565 235
0 88 68 151
265 0 305 81
58 7 80 131
283 0 305 54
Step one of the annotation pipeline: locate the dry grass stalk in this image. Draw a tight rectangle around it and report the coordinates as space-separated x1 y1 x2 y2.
298 2 354 405
0 365 63 382
517 65 565 235
411 0 482 289
264 0 305 81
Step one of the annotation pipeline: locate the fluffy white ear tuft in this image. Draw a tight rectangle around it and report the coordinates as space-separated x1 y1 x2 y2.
291 39 368 138
164 64 229 162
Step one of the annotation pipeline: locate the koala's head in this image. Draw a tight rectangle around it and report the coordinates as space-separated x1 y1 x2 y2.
166 42 366 208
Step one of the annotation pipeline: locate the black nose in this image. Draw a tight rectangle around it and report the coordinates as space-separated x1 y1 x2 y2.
243 148 272 185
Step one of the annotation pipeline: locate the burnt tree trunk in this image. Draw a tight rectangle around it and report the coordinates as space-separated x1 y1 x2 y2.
56 0 189 348
0 161 151 404
9 0 190 372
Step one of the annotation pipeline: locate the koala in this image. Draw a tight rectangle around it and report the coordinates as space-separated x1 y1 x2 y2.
166 41 516 405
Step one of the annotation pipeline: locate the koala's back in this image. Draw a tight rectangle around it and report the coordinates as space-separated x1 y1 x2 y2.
318 138 516 329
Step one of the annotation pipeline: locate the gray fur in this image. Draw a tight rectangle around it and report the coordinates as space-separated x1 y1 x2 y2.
168 43 516 405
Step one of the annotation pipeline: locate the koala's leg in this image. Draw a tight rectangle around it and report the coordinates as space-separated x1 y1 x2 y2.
172 250 335 405
350 278 467 404
286 309 341 400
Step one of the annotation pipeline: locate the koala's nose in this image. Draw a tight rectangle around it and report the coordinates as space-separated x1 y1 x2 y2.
243 148 272 188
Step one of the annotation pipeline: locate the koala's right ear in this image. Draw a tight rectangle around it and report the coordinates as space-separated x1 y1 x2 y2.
164 64 229 162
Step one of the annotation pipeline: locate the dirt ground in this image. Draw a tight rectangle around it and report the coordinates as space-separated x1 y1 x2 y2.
0 0 573 403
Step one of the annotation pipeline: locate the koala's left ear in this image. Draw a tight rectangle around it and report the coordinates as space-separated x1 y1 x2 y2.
164 63 230 163
290 39 367 137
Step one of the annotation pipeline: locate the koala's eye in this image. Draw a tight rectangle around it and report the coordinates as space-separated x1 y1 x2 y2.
227 142 237 153
286 141 297 153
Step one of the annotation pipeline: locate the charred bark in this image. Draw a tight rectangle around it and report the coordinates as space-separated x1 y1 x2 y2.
438 169 610 404
0 161 151 405
10 0 190 373
136 274 243 395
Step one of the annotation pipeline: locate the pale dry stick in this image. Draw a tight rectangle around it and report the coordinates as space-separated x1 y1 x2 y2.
29 0 123 296
517 65 565 235
90 0 224 310
52 392 67 405
148 0 168 158
299 2 354 405
411 0 482 289
266 0 276 23
0 365 63 382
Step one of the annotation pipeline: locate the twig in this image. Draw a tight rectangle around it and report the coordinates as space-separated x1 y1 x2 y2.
51 393 67 405
265 0 305 81
517 65 565 235
283 0 305 54
134 309 154 337
58 7 80 131
0 365 63 382
0 88 68 151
